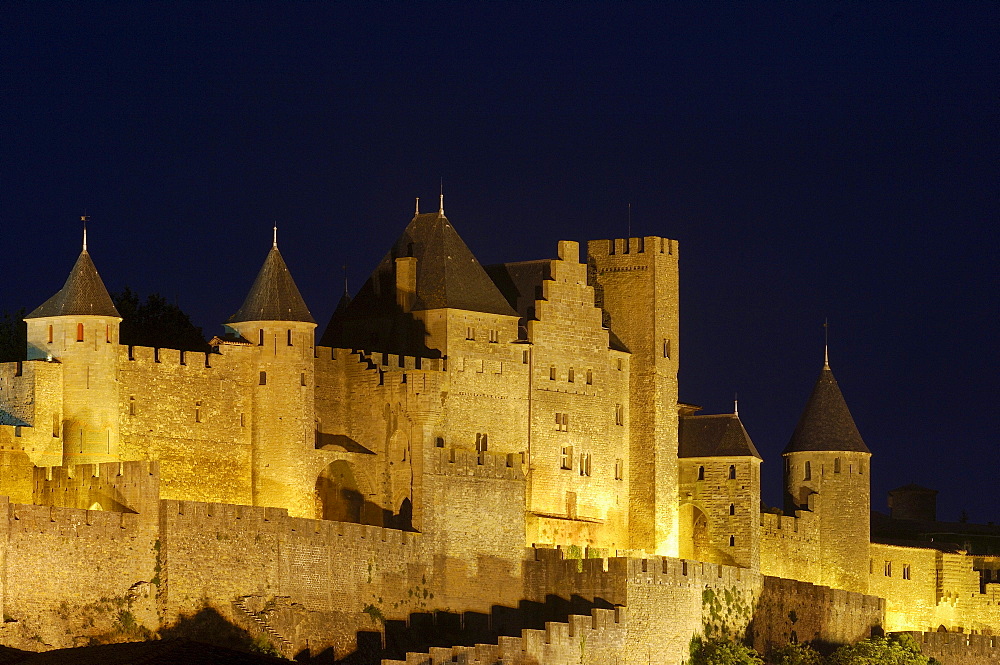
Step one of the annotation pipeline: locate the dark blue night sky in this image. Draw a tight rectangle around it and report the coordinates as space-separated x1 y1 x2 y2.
2 3 996 521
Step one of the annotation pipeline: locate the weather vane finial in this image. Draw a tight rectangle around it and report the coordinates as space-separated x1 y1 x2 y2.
734 392 739 416
273 222 278 249
823 318 830 369
343 262 349 297
81 213 89 251
439 178 444 216
415 197 420 216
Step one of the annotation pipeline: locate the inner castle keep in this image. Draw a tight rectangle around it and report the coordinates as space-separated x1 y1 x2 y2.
0 206 996 662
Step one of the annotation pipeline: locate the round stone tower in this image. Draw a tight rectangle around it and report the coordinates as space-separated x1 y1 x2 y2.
783 352 871 593
227 229 317 517
24 230 122 465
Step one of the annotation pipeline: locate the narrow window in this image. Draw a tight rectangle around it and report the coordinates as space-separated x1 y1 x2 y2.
697 466 705 481
522 350 529 364
785 458 790 473
14 426 21 438
129 397 135 416
489 329 498 343
47 325 53 344
549 366 556 380
287 329 293 346
615 404 624 426
568 368 575 383
300 372 306 386
834 457 841 473
804 461 811 481
579 453 591 477
435 437 445 448
586 369 593 385
105 324 110 343
14 361 22 377
195 401 202 423
475 433 488 452
259 371 267 385
869 559 874 574
615 458 624 480
729 536 735 547
240 413 245 427
859 460 865 474
729 504 735 515
617 358 623 371
179 350 186 365
76 323 84 342
663 339 670 358
903 564 911 580
560 446 573 470
884 561 892 577
258 329 264 346
729 465 736 480
52 413 59 437
466 326 475 340
154 348 160 363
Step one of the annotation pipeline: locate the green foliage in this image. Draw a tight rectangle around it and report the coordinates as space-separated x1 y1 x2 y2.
689 636 763 665
249 633 282 656
0 308 26 362
828 634 931 665
362 603 385 625
112 287 209 352
770 642 823 665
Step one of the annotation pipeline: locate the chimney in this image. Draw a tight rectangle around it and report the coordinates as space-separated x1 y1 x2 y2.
395 257 417 313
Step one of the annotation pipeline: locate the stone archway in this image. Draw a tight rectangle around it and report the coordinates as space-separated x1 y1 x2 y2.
679 503 709 561
315 460 379 525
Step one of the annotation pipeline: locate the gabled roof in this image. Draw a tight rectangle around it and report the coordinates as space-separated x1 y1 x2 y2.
679 414 761 459
26 250 120 319
229 246 315 324
783 366 870 454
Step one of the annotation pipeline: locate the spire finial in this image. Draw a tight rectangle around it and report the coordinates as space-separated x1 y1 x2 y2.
823 318 830 369
273 222 278 249
80 214 89 252
415 197 420 216
343 262 349 297
439 178 444 216
734 392 739 416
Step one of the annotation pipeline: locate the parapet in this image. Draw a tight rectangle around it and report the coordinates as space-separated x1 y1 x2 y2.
33 460 160 514
428 446 525 481
587 236 677 258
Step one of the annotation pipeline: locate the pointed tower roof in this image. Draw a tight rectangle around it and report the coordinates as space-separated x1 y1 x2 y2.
679 414 762 459
229 246 315 324
27 249 120 319
783 366 869 454
328 212 515 324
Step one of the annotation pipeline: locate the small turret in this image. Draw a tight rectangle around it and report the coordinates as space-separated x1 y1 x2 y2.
25 228 121 465
227 232 317 517
783 351 871 593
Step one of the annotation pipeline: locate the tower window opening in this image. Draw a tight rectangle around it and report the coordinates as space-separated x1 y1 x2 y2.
549 366 556 381
259 371 267 385
240 413 245 427
556 413 569 431
568 367 575 383
615 458 624 480
14 426 21 438
52 413 59 437
903 564 911 580
489 329 498 343
615 404 624 426
195 401 202 423
729 465 736 480
179 350 186 365
466 326 475 341
729 504 735 515
560 446 573 470
522 350 529 364
287 329 293 346
106 324 110 343
663 339 670 358
697 466 705 481
435 437 445 448
129 397 135 416
729 536 735 547
76 323 84 342
300 372 306 386
579 452 592 476
259 329 264 346
47 325 53 343
617 358 623 371
586 369 593 385
884 561 892 577
834 457 841 473
804 461 811 481
475 432 488 453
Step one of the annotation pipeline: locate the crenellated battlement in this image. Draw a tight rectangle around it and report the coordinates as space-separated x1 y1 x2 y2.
382 606 628 665
428 446 525 481
8 499 145 536
120 344 223 370
588 235 677 259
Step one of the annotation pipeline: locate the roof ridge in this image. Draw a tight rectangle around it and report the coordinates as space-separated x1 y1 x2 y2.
229 246 315 324
26 249 120 319
783 367 870 454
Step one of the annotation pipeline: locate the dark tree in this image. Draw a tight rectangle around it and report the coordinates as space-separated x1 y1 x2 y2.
0 309 27 363
113 288 210 352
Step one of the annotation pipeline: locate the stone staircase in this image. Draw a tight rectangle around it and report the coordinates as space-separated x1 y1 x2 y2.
232 595 294 657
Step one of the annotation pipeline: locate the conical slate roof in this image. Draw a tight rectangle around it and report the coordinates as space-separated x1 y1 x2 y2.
27 250 120 319
783 366 870 454
679 414 762 459
229 246 315 324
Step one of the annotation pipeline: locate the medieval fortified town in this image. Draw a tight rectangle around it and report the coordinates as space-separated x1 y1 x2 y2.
0 201 996 663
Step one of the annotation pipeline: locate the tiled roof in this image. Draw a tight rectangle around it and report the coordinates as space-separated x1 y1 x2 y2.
782 367 870 454
679 414 761 459
26 251 119 319
321 213 515 349
229 246 315 324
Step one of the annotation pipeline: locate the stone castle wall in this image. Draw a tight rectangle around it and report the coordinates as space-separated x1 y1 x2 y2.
896 632 1000 665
